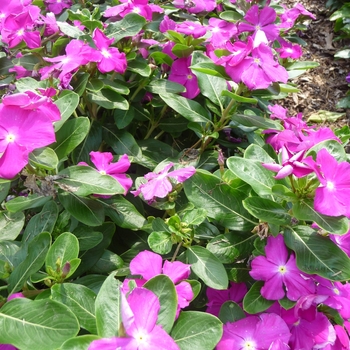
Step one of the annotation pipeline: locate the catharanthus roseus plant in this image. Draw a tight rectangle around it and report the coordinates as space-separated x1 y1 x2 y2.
0 0 349 349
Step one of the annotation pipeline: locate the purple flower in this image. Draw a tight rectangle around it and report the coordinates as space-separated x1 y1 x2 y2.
78 152 132 195
277 39 303 59
262 146 313 179
330 228 350 257
304 149 350 217
88 288 179 350
44 0 72 14
92 28 127 74
131 162 196 202
207 18 237 48
176 21 207 39
173 0 216 14
206 282 247 316
168 56 200 99
238 5 280 42
225 43 288 90
250 234 315 301
216 313 291 350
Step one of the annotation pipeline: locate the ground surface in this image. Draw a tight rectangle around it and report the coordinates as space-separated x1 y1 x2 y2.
281 0 350 126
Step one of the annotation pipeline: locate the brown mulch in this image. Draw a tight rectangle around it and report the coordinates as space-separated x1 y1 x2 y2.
280 0 350 126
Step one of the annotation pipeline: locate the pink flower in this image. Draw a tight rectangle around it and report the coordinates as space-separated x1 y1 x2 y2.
176 21 207 39
131 162 196 202
78 151 132 195
168 56 200 99
250 234 315 301
330 228 350 257
217 313 291 350
92 28 127 74
88 288 179 350
276 39 303 59
0 105 57 179
304 149 350 217
126 250 193 317
207 18 237 48
238 5 280 41
44 0 72 14
225 43 288 90
173 0 216 13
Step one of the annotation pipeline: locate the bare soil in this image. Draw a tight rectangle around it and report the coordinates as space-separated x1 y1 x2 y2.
281 0 350 127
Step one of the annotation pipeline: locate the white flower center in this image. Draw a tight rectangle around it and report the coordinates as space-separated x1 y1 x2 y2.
99 170 107 175
133 7 141 14
101 49 111 58
333 288 340 295
6 133 16 143
134 329 149 346
326 181 335 191
17 29 24 36
243 340 256 350
278 265 287 275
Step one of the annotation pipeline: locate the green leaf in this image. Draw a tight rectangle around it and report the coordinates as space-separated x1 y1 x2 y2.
73 226 103 251
146 80 185 94
159 93 212 124
184 170 257 231
22 200 58 245
46 232 80 276
243 197 292 225
148 231 173 254
222 90 258 104
102 127 142 162
293 199 349 235
219 10 243 21
144 275 177 333
231 113 283 130
171 311 223 350
285 61 320 70
0 298 79 350
89 250 123 274
52 117 90 160
58 192 105 227
86 89 129 110
105 13 146 42
51 283 97 334
243 144 275 163
307 139 347 162
218 301 245 324
8 232 51 295
0 211 25 242
103 196 146 230
114 106 135 129
60 335 101 350
227 157 277 196
54 90 80 131
57 21 84 38
190 61 229 79
29 147 59 170
243 281 274 314
5 194 51 213
95 273 122 337
187 245 228 290
128 57 151 77
284 226 350 281
57 165 125 196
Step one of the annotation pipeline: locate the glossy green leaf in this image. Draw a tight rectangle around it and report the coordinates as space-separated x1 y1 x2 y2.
105 13 146 42
22 200 58 244
231 113 283 130
171 311 223 350
54 90 80 131
219 301 245 324
227 157 277 196
60 335 100 350
159 93 212 124
57 165 125 196
144 275 177 333
284 226 350 281
0 211 25 242
146 80 185 94
187 245 228 290
29 147 59 170
307 139 347 162
5 194 51 213
243 281 274 314
86 89 129 110
222 90 258 104
0 298 79 350
57 21 84 38
243 144 276 163
52 117 90 160
58 192 105 227
95 273 122 337
184 170 257 231
293 199 349 235
148 231 173 255
243 197 292 225
104 196 146 230
72 226 103 251
46 232 79 275
8 232 51 295
89 250 123 274
307 110 346 123
51 283 97 334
